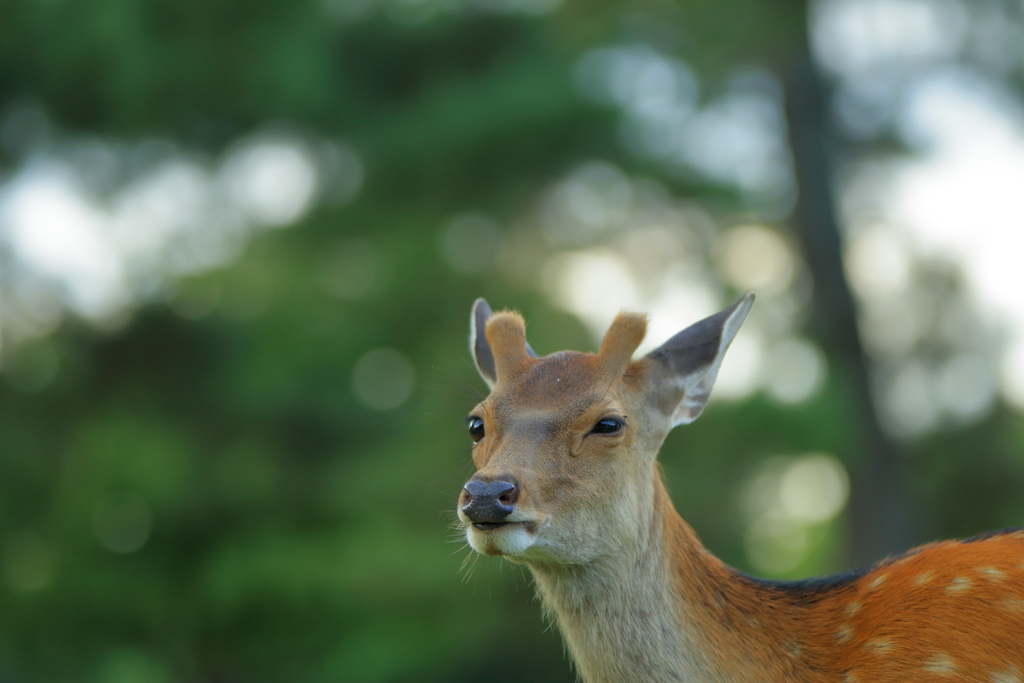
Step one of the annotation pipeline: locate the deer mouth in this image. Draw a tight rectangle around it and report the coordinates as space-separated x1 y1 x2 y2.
470 520 544 534
466 519 542 557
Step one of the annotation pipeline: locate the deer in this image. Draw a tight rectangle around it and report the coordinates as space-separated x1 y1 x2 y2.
456 293 1024 683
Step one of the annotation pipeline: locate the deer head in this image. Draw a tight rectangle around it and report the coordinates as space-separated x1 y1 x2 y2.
458 294 754 565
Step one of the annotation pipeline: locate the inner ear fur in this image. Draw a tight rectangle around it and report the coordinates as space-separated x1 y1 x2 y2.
644 293 754 426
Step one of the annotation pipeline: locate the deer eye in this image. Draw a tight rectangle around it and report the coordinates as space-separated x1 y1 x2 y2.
467 417 485 443
590 418 623 435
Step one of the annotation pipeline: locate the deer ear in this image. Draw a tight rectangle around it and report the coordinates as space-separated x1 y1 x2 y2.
470 298 538 389
471 298 498 388
644 292 754 426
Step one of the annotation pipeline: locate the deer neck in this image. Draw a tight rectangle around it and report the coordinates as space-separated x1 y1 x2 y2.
526 475 810 683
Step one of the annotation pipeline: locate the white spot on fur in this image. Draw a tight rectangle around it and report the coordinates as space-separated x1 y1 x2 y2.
1004 598 1024 612
923 653 957 674
945 576 973 594
866 638 893 654
844 601 861 616
992 669 1022 683
835 625 853 643
868 573 887 590
913 571 934 585
979 566 1005 581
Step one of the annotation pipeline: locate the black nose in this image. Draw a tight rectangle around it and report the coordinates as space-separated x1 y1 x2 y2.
461 480 518 524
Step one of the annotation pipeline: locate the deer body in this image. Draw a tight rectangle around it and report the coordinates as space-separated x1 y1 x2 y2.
457 295 1024 683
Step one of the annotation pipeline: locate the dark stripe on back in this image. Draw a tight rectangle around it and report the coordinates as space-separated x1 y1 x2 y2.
961 525 1024 543
739 566 872 605
736 524 1024 605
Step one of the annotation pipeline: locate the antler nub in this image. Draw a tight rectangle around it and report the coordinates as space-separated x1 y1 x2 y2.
485 312 536 384
597 312 648 377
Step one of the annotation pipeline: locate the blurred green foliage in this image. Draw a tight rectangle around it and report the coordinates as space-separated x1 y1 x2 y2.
2 1 1024 682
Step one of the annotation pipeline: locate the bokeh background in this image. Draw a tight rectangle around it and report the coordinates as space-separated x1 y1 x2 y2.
2 0 1024 680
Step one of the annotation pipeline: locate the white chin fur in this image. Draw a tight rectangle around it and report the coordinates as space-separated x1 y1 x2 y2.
467 523 537 557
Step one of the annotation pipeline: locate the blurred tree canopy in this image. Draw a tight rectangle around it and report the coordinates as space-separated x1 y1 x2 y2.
2 0 1024 682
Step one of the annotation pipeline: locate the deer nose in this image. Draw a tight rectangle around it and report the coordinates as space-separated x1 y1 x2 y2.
461 479 518 525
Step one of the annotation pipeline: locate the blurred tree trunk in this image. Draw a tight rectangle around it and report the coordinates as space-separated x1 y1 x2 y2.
782 20 915 566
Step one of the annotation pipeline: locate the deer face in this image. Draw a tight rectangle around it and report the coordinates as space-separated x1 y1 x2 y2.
458 296 753 566
459 351 662 563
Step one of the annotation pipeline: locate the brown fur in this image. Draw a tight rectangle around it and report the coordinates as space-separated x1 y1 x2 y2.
461 307 1024 683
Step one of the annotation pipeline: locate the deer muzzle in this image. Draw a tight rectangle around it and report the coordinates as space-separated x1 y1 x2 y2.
461 479 519 529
